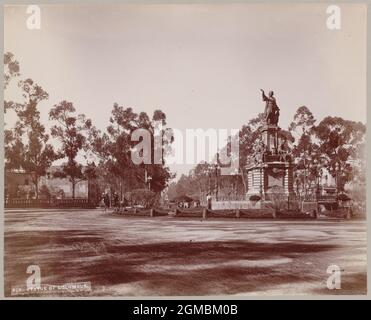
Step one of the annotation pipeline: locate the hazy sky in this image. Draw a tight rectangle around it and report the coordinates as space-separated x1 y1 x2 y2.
4 3 367 177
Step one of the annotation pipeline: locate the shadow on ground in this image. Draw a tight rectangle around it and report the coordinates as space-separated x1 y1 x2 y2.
5 229 360 296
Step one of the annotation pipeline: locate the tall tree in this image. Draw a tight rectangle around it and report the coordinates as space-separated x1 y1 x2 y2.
289 106 316 136
4 52 22 155
85 104 172 197
49 101 89 199
5 79 58 198
289 106 317 197
314 116 366 192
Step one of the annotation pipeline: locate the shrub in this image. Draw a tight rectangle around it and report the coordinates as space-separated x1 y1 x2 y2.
249 194 261 202
39 185 51 199
125 189 157 209
265 186 287 213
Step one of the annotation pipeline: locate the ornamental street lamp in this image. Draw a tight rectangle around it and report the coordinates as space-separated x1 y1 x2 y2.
312 160 323 213
147 175 152 190
259 163 263 200
335 162 340 194
207 164 214 195
294 172 300 199
231 168 239 199
144 169 152 190
303 149 316 199
303 151 308 198
215 163 221 201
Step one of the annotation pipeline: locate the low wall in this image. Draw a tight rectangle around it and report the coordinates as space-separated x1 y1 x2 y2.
4 198 96 208
211 200 300 211
211 200 261 210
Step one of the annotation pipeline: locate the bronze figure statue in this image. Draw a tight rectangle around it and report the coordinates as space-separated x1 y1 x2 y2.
260 89 280 125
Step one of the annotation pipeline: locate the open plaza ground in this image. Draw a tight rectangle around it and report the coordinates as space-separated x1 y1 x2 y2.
4 208 367 296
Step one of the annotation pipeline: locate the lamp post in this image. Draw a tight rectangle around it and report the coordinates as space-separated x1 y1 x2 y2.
145 169 152 190
215 163 220 201
311 159 323 213
147 176 152 190
207 164 213 195
303 150 310 199
294 172 300 200
259 163 263 200
303 149 313 199
318 168 323 195
232 168 239 200
335 162 340 194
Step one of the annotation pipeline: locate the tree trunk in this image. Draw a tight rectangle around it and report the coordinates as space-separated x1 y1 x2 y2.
87 177 91 203
33 176 39 199
72 179 76 199
240 168 247 194
120 176 124 202
272 208 277 219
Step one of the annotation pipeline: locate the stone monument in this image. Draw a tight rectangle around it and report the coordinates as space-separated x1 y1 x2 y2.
246 90 294 200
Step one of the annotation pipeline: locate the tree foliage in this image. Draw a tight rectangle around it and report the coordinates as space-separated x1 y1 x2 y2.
49 101 91 198
85 104 173 195
314 116 366 191
5 78 58 198
4 52 20 90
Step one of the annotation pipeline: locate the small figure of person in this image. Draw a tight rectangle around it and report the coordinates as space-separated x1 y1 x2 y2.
113 192 120 212
206 193 212 210
100 193 105 209
121 197 127 211
103 192 110 211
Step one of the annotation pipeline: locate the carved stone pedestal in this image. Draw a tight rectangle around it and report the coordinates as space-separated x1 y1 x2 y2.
246 124 294 200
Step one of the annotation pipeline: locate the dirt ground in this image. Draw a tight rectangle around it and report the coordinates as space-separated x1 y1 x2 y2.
4 208 367 296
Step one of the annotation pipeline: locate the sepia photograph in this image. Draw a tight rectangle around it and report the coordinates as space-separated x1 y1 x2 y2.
2 2 368 299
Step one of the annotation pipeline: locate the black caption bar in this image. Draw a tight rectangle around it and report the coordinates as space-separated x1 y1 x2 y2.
0 300 362 319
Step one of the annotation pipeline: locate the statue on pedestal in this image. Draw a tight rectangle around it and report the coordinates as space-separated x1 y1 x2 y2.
260 89 280 125
245 91 294 200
